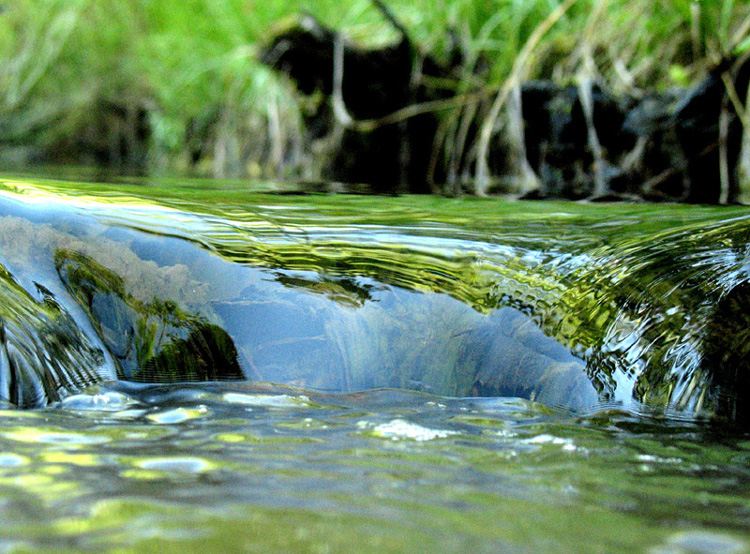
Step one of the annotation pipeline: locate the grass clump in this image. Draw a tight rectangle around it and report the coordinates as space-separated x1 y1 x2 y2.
0 0 748 185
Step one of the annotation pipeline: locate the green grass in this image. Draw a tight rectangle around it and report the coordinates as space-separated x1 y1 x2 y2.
0 0 748 183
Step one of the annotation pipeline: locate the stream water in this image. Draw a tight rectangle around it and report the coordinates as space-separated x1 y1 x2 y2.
0 175 748 553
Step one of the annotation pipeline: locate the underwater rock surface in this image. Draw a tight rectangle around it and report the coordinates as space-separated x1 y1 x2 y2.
0 185 596 411
0 180 749 424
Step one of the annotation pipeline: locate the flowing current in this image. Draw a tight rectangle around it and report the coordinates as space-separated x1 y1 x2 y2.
0 176 748 554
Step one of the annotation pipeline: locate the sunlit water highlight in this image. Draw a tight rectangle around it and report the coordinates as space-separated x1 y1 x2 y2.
2 381 750 554
0 176 748 553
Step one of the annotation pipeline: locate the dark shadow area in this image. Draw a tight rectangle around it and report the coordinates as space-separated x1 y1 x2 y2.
259 8 467 194
260 9 750 203
703 281 750 426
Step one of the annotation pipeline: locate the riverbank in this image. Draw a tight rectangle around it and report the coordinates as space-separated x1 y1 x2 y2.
1 0 749 201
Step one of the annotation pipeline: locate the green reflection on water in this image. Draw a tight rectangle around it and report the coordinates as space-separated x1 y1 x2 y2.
0 387 744 553
0 176 748 553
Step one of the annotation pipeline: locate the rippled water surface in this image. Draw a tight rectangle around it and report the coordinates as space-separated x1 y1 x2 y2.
0 176 748 553
2 383 750 554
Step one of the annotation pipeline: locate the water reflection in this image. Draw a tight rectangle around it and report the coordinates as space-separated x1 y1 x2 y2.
0 380 747 553
0 180 748 424
56 249 244 384
0 182 599 413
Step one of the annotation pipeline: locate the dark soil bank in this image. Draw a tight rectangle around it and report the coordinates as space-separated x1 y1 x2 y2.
260 10 750 203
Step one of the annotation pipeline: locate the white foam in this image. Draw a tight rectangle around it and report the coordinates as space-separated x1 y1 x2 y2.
360 419 458 442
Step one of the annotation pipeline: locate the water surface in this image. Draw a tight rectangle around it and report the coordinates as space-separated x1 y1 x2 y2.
0 176 748 553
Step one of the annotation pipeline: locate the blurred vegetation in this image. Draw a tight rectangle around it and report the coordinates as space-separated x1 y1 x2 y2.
0 0 748 183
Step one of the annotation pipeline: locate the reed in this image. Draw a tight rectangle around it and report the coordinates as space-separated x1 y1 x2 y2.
0 0 748 184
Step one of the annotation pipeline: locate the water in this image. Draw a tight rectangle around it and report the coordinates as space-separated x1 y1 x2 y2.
0 175 749 553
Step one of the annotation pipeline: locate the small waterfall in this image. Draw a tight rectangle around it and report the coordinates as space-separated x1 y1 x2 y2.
0 180 748 423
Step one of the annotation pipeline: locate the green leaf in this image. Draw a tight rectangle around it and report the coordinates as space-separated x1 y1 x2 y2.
669 65 690 87
736 37 750 54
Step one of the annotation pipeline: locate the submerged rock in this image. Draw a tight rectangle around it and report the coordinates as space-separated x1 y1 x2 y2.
2 184 750 423
0 190 600 412
472 308 598 411
212 284 597 412
138 324 243 384
55 250 243 383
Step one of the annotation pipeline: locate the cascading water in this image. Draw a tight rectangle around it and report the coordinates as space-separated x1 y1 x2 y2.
1 176 750 554
0 178 747 423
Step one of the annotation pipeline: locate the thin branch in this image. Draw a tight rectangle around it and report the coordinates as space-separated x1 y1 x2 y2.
332 32 354 129
721 69 749 129
719 96 732 204
371 0 411 43
474 0 579 194
344 89 488 132
729 10 750 54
